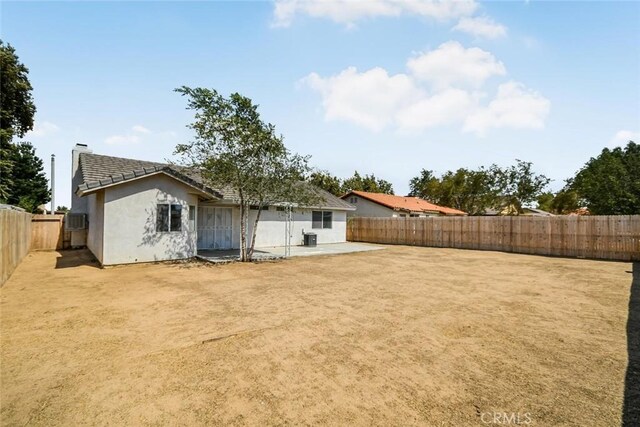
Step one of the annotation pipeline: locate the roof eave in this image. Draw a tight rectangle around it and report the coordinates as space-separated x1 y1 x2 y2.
75 169 222 201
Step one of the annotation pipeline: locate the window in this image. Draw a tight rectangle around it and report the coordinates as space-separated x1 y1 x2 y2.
410 214 419 218
399 214 406 218
170 205 182 231
312 211 332 229
350 197 358 204
188 205 196 230
156 204 182 232
250 205 269 211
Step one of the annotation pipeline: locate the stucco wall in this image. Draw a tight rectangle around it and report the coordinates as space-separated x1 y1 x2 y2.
248 208 347 247
344 196 399 218
101 174 199 265
86 191 104 263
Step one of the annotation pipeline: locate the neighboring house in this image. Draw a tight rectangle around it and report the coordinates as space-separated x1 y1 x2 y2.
482 206 554 216
521 207 555 217
69 144 354 265
341 191 466 217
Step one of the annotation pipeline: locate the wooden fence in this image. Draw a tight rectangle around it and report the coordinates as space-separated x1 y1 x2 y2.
31 214 71 251
0 208 32 286
347 215 640 261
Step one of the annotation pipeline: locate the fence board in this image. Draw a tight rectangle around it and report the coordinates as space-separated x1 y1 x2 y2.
31 214 70 251
0 208 32 286
347 215 640 261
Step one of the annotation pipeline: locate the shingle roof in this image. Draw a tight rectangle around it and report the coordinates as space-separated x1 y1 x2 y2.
77 153 223 198
343 190 467 216
76 152 354 210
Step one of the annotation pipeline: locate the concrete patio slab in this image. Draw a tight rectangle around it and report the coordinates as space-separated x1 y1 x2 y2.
197 242 384 263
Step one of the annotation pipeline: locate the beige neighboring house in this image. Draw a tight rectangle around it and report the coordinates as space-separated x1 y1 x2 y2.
69 144 355 265
341 191 466 218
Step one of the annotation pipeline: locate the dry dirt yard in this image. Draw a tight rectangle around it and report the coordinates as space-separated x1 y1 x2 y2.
0 246 636 426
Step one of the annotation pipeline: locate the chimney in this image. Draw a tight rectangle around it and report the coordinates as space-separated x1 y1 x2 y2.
71 143 92 213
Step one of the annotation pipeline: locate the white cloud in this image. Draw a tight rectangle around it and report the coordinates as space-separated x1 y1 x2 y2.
453 15 507 39
609 130 640 147
27 121 60 137
105 125 152 145
463 81 550 136
303 67 421 131
302 43 550 135
272 0 478 28
104 134 142 145
396 88 478 131
407 41 506 89
132 125 151 134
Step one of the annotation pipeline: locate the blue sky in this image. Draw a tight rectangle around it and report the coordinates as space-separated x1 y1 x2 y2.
2 0 639 209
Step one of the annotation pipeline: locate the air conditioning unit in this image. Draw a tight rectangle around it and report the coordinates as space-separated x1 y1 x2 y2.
65 213 87 230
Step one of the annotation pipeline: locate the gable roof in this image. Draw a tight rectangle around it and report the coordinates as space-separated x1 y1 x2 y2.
76 153 223 199
75 152 354 211
342 190 466 216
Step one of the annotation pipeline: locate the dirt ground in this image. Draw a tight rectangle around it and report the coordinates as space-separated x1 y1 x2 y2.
0 246 636 426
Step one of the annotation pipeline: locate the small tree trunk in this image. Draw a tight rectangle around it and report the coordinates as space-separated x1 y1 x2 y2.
247 206 263 260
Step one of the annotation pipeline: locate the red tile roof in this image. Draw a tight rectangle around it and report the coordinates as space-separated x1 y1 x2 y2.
343 191 467 216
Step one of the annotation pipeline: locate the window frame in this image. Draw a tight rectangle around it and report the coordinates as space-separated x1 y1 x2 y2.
312 210 333 229
156 203 183 233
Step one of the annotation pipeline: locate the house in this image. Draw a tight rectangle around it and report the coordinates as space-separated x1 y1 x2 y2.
341 191 466 217
69 144 355 265
482 206 554 216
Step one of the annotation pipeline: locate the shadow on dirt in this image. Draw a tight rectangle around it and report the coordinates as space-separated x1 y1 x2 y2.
623 262 640 426
54 250 100 269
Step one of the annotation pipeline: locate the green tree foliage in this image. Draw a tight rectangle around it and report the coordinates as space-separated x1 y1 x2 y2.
341 171 394 194
493 160 551 213
409 167 498 215
537 190 581 214
174 87 318 261
569 141 639 214
308 170 342 196
536 192 554 212
550 189 581 214
409 161 549 215
307 170 395 196
4 142 50 212
0 40 37 200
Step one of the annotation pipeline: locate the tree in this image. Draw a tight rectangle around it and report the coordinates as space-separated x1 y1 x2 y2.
342 171 394 194
408 167 498 215
408 169 440 198
0 40 37 200
568 141 639 215
550 189 580 214
174 87 318 261
536 192 554 212
408 160 549 215
308 170 342 196
493 160 550 213
4 142 50 212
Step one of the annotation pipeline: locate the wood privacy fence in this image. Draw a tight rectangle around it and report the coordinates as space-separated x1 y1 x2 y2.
31 214 71 251
0 208 32 286
347 215 640 261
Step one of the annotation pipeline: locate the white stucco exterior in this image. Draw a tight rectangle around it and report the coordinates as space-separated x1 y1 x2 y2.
98 174 200 265
80 174 350 265
86 192 104 262
248 207 347 247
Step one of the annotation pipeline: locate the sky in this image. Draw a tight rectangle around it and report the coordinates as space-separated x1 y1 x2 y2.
2 0 639 209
